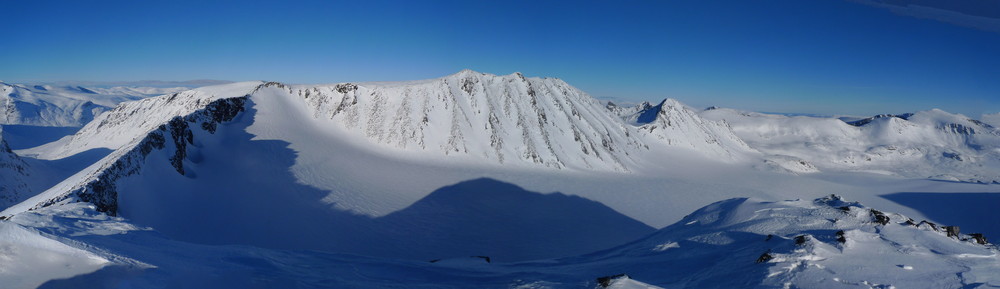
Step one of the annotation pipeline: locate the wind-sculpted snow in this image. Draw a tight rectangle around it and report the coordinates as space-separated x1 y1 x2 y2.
291 70 644 171
701 107 1000 182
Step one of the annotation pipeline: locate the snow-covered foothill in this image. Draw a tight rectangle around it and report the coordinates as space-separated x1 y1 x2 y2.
0 82 187 127
700 107 1000 182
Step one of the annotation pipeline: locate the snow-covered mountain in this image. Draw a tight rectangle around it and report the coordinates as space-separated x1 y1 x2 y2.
0 127 30 208
292 70 648 171
0 82 187 127
629 99 756 160
701 107 1000 182
4 76 666 262
3 71 1000 288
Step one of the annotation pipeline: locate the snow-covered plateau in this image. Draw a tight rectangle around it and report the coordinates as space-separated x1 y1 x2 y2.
1 70 999 288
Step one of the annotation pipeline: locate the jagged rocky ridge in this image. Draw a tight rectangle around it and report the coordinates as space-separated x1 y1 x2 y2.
28 95 248 214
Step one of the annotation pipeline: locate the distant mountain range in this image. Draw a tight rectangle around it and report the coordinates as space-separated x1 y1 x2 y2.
1 71 999 288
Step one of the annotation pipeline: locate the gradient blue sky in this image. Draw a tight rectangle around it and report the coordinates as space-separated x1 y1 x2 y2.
2 0 998 116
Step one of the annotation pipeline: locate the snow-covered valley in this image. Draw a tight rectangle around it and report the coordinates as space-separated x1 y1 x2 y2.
1 71 999 288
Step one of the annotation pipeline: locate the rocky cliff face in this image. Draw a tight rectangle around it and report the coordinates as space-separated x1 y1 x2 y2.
31 96 248 215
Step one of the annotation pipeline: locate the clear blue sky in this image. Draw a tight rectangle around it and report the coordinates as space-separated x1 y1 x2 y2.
2 0 998 116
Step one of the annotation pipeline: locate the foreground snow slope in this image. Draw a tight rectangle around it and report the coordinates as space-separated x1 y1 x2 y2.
4 195 998 288
701 107 1000 182
0 82 186 127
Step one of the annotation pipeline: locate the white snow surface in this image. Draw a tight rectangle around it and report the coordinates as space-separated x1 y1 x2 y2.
0 217 112 289
700 107 1000 182
0 82 187 127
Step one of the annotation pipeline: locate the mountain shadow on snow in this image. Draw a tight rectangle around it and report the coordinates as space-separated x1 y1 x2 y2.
883 192 1000 242
70 99 655 262
375 178 656 262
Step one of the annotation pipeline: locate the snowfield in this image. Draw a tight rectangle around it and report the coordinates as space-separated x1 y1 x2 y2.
0 71 998 288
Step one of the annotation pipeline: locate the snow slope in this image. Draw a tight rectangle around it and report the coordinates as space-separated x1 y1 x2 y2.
701 107 1000 182
0 127 31 208
4 194 999 288
578 195 1000 288
0 82 187 127
292 70 644 172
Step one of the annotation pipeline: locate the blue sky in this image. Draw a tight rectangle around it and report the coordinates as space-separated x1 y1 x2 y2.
2 0 998 116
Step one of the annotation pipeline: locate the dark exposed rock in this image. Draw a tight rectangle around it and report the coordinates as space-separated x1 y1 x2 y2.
836 230 847 244
756 251 773 263
969 233 988 245
765 234 773 241
870 209 890 225
596 274 630 288
472 255 491 263
945 226 961 238
942 151 963 161
943 123 976 135
844 113 913 127
167 118 193 175
795 235 809 245
335 83 357 94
